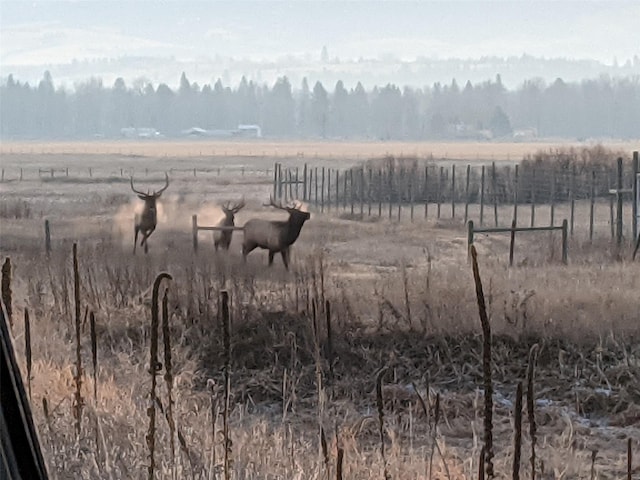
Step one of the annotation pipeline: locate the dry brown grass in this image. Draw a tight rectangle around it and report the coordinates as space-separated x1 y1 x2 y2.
1 147 639 478
2 139 639 160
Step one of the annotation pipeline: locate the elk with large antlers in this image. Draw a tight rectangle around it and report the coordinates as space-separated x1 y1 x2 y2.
242 197 311 269
130 173 169 254
214 199 245 251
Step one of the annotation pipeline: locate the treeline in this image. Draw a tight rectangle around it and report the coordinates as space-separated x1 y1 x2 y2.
1 71 639 140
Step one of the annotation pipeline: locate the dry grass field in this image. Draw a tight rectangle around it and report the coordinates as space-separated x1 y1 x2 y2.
0 142 639 479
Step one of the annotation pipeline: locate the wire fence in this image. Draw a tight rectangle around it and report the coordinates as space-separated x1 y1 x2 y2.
274 155 640 243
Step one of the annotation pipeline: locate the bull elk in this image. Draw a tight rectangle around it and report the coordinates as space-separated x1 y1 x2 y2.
130 173 169 254
214 199 245 251
242 197 311 270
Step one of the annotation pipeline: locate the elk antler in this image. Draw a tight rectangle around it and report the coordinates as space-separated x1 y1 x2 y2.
230 198 245 213
153 172 170 196
264 196 288 210
130 176 147 196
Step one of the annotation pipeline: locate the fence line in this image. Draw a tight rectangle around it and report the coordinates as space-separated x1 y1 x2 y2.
272 153 639 243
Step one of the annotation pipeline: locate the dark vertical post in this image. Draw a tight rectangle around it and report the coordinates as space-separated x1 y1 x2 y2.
289 169 294 199
388 166 393 220
492 162 498 227
409 169 414 222
45 220 51 256
632 151 638 242
513 164 519 225
424 165 429 219
437 166 442 219
451 164 456 218
308 169 314 206
192 215 198 252
295 167 299 198
321 167 325 213
550 168 556 226
464 164 471 224
335 169 339 210
570 165 576 235
360 168 365 217
562 219 568 265
509 219 517 267
278 164 284 200
589 170 596 242
350 168 355 216
616 157 623 247
467 220 474 261
343 169 348 211
302 163 308 201
397 168 402 222
368 168 373 216
609 170 615 239
314 167 318 206
326 168 331 212
378 169 383 217
530 167 536 227
480 165 485 225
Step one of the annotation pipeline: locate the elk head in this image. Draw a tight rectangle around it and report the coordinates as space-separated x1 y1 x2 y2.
241 197 310 270
130 172 169 254
214 198 245 251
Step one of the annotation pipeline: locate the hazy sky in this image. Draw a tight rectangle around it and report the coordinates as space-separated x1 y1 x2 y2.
2 0 639 67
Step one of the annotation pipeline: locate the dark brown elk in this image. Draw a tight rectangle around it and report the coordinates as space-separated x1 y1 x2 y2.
130 173 169 254
214 199 245 251
242 197 310 270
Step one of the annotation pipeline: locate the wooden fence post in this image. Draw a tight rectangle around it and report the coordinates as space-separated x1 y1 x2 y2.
589 170 596 242
308 168 314 206
343 170 348 211
570 165 576 235
513 164 519 225
509 219 517 267
321 167 325 213
378 169 383 217
451 164 456 218
464 164 471 225
437 166 443 219
314 167 318 207
335 169 340 210
467 220 474 261
192 215 198 252
616 157 624 247
632 151 638 242
492 162 498 227
530 167 536 227
368 168 373 216
273 163 279 199
388 167 393 220
480 165 485 225
396 168 402 221
350 169 355 216
326 168 331 212
303 163 308 201
45 220 51 256
424 165 429 219
550 168 556 227
360 168 365 217
562 219 568 265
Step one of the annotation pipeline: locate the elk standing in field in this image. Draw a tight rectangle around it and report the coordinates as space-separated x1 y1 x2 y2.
214 199 245 251
242 197 311 270
130 173 169 254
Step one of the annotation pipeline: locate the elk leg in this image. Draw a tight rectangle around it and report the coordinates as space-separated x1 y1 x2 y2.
268 251 275 266
281 249 289 270
242 243 256 262
141 226 156 247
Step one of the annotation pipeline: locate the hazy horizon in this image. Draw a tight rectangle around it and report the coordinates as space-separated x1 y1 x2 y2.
1 0 639 89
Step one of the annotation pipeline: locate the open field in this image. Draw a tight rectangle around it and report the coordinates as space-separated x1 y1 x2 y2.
1 146 639 478
2 138 639 161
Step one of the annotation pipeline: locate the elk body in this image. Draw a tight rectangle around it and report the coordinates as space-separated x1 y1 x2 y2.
214 199 245 251
130 173 169 254
242 198 310 270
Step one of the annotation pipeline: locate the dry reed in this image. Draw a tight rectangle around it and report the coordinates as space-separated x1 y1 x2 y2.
221 290 232 480
72 243 84 436
526 344 539 480
146 271 172 480
375 367 390 480
513 382 523 480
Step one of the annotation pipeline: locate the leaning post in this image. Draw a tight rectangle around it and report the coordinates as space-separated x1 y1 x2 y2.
45 219 51 256
509 219 517 267
616 157 623 247
467 220 474 262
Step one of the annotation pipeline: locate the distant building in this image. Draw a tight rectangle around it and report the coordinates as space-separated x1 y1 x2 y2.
237 124 262 138
120 127 162 139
